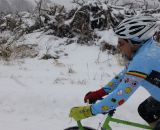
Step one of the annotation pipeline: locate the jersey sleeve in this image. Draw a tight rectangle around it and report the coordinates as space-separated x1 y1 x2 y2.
103 65 128 94
91 74 144 115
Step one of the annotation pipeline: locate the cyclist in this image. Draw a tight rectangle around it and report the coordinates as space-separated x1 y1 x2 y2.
69 15 160 130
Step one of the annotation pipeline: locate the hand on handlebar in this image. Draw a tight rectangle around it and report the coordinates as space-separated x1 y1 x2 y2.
84 88 107 104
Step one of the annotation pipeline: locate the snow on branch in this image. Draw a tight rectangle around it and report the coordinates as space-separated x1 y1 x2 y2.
72 0 85 6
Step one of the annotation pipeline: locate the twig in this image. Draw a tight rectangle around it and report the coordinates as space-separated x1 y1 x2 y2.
72 0 85 6
95 50 101 64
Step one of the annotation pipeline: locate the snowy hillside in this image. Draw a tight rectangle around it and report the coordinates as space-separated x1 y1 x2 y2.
0 30 151 130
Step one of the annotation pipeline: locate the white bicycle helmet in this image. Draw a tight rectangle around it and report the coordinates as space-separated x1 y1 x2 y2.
114 15 159 42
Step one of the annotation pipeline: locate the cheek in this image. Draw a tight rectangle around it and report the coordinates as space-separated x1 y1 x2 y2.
123 44 131 52
124 47 130 52
120 46 131 56
124 48 132 56
119 46 127 53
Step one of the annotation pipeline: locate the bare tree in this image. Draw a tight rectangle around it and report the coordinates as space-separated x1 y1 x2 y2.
35 0 43 26
72 0 85 6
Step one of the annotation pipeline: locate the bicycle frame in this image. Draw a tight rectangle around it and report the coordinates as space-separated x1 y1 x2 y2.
77 110 152 130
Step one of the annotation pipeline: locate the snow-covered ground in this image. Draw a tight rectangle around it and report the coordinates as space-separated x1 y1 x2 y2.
0 30 151 130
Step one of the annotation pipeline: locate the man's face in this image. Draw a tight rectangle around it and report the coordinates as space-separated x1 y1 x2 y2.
117 38 133 60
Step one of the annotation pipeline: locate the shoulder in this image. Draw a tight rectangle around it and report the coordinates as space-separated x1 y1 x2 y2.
127 39 160 76
127 41 153 74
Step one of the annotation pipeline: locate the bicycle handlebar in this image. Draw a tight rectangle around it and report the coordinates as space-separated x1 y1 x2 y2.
108 109 116 116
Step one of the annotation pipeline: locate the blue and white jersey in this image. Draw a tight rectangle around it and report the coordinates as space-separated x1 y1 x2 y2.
91 38 160 115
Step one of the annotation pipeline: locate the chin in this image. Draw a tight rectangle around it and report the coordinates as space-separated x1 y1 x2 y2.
125 55 132 60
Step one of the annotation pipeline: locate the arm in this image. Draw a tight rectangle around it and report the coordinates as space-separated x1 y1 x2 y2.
69 72 145 121
91 73 144 115
84 65 128 103
103 66 127 94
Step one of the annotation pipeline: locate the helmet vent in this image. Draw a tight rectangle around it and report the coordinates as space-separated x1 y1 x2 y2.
116 29 125 34
130 25 145 30
143 20 155 22
129 22 137 24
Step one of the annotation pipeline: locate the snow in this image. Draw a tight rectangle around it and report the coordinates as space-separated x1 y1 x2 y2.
50 0 76 9
0 30 152 130
96 29 118 46
0 0 159 129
